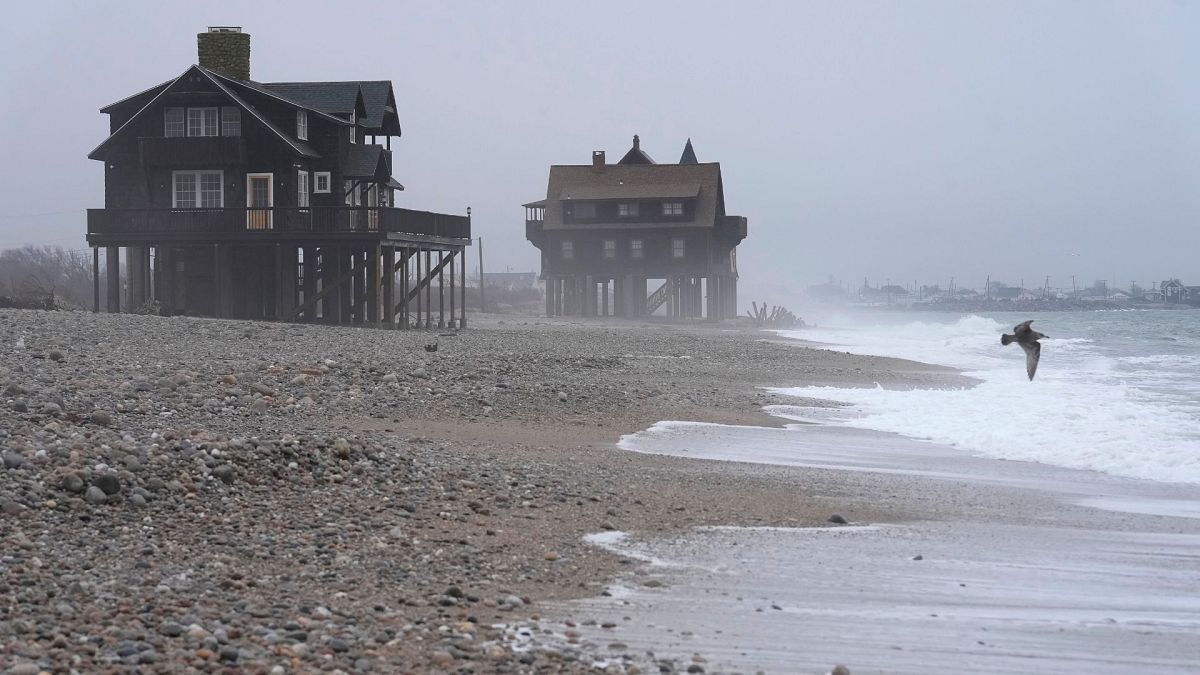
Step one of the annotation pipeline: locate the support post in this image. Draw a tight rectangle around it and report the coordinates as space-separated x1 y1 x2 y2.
105 247 121 313
92 247 100 313
382 246 395 328
367 244 380 325
437 250 445 328
545 275 554 317
302 247 316 322
424 249 432 329
448 250 456 329
459 246 467 328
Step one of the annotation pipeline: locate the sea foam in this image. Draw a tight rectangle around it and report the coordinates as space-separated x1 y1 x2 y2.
775 313 1200 485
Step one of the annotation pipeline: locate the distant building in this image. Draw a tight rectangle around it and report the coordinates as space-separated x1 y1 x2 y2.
1162 279 1191 304
482 271 540 290
86 27 470 328
524 136 747 319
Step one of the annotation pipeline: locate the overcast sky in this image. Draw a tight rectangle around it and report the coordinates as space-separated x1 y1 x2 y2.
1 1 1197 300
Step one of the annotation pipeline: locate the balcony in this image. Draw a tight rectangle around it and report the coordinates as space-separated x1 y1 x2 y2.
717 215 748 241
87 207 471 244
139 136 246 166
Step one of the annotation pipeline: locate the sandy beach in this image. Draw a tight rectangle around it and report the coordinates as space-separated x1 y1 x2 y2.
3 309 1196 674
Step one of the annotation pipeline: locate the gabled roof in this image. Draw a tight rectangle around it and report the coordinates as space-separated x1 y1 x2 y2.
202 69 350 127
262 81 399 135
618 134 655 165
89 65 319 161
542 162 724 230
99 78 174 114
679 138 698 165
344 144 390 179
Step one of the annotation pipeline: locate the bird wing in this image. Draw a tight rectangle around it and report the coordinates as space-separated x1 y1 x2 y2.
1013 319 1034 337
1020 340 1041 381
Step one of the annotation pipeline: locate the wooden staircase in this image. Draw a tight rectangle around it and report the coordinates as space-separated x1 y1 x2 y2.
646 278 675 315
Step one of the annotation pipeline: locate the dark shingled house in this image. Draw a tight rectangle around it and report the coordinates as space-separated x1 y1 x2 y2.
87 27 470 328
524 136 747 319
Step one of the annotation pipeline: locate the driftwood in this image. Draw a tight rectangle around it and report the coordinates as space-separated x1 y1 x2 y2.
747 302 804 329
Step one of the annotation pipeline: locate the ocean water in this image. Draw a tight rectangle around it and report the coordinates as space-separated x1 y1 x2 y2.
775 310 1200 484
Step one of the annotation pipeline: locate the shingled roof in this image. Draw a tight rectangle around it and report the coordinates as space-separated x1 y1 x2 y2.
542 162 724 230
618 135 655 165
89 65 320 160
263 81 399 135
344 144 390 180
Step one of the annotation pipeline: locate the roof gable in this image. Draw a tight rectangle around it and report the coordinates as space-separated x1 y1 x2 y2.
679 138 698 164
543 162 724 229
88 65 319 161
262 80 399 134
618 134 655 165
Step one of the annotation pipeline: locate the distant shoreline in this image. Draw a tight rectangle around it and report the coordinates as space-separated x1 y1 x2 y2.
845 300 1198 313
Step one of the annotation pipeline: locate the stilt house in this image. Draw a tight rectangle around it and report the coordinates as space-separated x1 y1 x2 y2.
87 27 470 328
524 136 747 319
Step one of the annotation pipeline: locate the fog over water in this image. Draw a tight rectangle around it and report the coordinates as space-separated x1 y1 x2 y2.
1 1 1198 302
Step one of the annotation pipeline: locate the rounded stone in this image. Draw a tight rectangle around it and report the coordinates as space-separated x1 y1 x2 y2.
93 474 122 496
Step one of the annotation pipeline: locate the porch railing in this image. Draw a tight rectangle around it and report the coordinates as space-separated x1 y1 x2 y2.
87 207 471 240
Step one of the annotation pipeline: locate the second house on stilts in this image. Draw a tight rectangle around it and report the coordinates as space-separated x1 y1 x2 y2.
524 135 747 320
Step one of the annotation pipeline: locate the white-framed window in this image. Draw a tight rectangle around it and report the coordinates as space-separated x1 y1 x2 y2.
221 107 241 137
571 202 596 219
172 170 223 208
348 110 356 144
631 239 643 259
603 239 616 259
187 107 219 137
164 107 185 137
561 240 574 259
314 171 331 193
617 202 639 217
297 170 310 208
671 238 686 258
662 201 684 216
296 110 308 141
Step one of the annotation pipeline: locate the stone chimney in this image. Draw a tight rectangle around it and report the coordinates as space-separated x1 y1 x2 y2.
197 27 251 80
592 150 606 171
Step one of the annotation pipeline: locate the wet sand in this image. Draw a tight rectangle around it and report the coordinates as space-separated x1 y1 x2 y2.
536 411 1200 674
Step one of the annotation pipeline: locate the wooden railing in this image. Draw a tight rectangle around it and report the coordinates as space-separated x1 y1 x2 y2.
87 207 471 240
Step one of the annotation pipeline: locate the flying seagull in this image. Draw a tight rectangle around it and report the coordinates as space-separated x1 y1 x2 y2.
1000 319 1047 380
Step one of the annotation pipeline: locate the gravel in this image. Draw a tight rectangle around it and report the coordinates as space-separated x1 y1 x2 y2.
0 308 964 672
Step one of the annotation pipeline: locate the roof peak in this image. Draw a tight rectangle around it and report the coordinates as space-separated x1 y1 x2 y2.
679 138 698 164
618 133 655 165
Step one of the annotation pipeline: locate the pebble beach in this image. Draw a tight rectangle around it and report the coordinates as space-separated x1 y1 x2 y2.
0 309 964 674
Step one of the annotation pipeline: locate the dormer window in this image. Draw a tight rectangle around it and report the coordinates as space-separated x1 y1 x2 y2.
296 110 308 141
164 108 185 137
662 201 684 216
618 202 639 217
187 107 219 137
221 107 240 137
349 110 356 144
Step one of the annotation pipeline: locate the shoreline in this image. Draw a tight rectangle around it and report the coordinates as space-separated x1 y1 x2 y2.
0 309 965 673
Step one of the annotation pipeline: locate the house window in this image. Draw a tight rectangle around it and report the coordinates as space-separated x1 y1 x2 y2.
349 110 356 144
187 108 219 137
297 171 310 208
662 201 684 216
603 239 616 259
561 240 574 259
172 170 223 208
671 238 686 258
297 110 308 141
164 108 185 137
618 202 639 217
314 172 331 193
221 107 241 137
571 202 596 219
631 239 643 259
